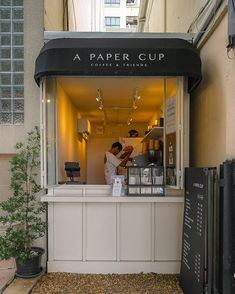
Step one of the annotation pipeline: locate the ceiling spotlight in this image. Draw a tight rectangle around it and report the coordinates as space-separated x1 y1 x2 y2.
96 96 101 102
133 104 137 110
134 88 141 100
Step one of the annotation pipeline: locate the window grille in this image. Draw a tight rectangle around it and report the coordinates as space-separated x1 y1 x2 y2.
104 0 120 5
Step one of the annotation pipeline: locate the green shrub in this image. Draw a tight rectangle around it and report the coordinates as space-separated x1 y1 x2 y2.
0 126 47 264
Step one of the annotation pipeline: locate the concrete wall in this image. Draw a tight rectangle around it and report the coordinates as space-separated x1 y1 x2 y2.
190 13 235 167
57 82 87 183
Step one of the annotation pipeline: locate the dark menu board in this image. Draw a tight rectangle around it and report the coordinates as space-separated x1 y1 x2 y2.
180 168 208 294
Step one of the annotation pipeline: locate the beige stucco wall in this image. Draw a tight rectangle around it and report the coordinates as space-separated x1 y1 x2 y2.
190 13 235 167
0 155 13 209
166 0 207 32
57 82 87 183
140 0 207 32
44 0 65 31
0 0 44 202
0 0 43 154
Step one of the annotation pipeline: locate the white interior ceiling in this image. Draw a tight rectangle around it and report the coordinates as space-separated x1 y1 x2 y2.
57 76 176 124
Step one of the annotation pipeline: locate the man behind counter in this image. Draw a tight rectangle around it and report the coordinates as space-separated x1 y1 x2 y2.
104 142 133 185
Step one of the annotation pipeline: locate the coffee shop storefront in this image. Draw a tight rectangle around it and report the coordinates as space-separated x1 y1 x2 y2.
35 36 201 273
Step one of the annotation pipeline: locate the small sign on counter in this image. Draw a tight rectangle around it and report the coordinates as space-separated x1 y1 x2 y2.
111 175 125 196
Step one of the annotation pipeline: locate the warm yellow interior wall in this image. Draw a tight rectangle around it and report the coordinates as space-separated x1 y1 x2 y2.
87 122 148 184
57 83 87 183
90 122 148 139
190 14 235 167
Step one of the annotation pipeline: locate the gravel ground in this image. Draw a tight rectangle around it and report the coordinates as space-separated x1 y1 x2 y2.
31 272 183 294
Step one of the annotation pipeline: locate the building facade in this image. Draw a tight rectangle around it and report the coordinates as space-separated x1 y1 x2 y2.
0 0 44 203
138 0 235 167
67 0 140 32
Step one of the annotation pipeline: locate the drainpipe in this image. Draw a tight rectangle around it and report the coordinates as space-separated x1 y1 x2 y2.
138 0 149 32
189 0 223 46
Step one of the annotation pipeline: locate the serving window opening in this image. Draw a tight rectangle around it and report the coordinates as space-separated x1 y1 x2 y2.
41 75 189 192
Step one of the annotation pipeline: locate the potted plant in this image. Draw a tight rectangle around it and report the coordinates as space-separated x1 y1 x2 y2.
0 126 47 278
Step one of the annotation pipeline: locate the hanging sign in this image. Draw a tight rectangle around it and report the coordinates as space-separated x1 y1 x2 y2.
165 96 176 135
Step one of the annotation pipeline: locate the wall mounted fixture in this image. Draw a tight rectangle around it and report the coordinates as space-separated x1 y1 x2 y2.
95 88 106 124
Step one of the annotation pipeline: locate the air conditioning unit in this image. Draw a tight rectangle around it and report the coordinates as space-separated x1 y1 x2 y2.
77 118 91 140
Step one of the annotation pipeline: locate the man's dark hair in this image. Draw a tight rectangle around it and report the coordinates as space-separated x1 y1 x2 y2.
112 142 122 150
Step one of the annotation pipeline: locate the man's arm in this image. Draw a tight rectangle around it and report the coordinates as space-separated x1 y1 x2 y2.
119 151 132 167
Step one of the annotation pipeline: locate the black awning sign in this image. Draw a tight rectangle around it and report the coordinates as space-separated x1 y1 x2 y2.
34 38 202 92
73 51 165 62
71 50 166 69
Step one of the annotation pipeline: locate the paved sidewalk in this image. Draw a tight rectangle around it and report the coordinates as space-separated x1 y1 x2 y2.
3 277 41 294
1 259 43 294
0 259 16 294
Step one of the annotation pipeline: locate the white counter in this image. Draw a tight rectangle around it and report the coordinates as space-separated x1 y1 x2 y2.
42 185 184 274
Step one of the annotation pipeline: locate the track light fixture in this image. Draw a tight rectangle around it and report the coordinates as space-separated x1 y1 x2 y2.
127 87 141 124
95 88 106 124
134 87 141 100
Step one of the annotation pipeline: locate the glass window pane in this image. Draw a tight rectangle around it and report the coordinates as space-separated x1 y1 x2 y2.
13 0 23 6
13 60 23 72
0 22 11 32
0 8 11 19
13 99 24 112
13 8 23 19
0 112 12 124
13 21 23 33
0 73 11 85
13 34 23 45
13 73 23 85
126 0 137 5
0 99 11 111
0 60 11 71
0 48 11 58
13 47 23 59
0 34 11 45
0 86 11 98
0 0 11 6
13 86 23 98
13 112 23 124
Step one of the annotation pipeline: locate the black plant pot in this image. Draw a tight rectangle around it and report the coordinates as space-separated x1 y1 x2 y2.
16 247 45 278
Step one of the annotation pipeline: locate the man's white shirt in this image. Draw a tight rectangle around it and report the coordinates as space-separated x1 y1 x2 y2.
104 151 121 184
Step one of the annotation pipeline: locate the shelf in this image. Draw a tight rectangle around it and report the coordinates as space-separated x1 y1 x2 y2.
141 127 164 143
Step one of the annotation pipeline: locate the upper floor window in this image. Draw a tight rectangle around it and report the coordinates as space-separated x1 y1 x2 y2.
126 16 138 28
104 0 120 5
105 17 120 27
0 0 24 125
126 0 137 6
